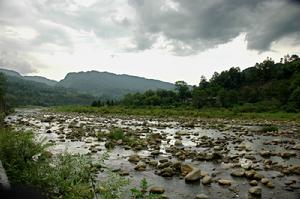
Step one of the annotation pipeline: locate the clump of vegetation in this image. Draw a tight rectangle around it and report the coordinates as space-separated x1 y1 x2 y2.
0 128 99 199
98 128 146 149
130 178 162 199
261 125 279 133
107 128 126 140
98 171 130 199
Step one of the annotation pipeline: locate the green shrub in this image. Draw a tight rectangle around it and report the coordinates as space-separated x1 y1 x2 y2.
108 128 125 140
260 125 279 132
0 129 97 199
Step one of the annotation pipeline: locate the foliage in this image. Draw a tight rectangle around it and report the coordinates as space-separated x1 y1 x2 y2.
260 125 279 133
0 128 99 199
0 73 6 125
54 105 300 121
107 128 125 140
119 55 300 112
130 178 162 199
98 171 129 199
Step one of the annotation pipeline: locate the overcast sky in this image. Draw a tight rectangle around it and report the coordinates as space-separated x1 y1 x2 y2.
0 0 300 85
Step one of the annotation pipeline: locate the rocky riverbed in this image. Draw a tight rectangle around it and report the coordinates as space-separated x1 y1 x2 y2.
4 108 300 199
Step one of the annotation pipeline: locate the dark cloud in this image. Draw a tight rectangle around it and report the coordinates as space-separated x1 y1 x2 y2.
129 0 300 55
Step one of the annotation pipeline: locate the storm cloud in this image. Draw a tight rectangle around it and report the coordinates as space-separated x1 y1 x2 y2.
129 0 300 55
0 0 299 74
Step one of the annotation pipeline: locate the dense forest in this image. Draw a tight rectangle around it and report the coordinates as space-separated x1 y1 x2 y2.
111 55 300 112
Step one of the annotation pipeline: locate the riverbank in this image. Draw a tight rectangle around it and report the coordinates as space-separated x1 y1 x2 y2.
53 105 300 122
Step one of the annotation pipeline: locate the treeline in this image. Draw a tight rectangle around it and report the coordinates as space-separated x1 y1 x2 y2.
118 54 300 112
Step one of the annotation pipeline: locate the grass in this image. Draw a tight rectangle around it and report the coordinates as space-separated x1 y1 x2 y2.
52 105 300 121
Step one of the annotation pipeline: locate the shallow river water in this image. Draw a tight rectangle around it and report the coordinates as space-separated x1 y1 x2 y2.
5 108 300 199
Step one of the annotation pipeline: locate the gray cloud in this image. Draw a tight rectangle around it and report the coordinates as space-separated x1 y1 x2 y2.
128 0 300 55
0 51 37 74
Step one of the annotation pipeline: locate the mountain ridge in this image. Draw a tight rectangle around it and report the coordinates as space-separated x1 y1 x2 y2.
0 68 175 100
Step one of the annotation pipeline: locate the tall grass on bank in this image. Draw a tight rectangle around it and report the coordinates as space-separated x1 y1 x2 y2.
53 105 300 121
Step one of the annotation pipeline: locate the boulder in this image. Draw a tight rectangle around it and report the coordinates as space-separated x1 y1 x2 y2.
231 169 245 177
134 162 146 171
248 186 262 196
202 175 212 185
150 187 165 194
181 164 194 176
185 168 202 182
218 179 232 186
195 193 210 199
128 154 140 163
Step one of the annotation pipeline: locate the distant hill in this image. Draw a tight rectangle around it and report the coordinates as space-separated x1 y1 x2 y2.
0 69 95 106
58 71 174 99
0 68 22 78
24 76 57 86
0 69 58 86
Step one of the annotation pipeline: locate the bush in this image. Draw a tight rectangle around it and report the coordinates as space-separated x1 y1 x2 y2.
0 129 97 199
108 128 125 140
260 125 279 133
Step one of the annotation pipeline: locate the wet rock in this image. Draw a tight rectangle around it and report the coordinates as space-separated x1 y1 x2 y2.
160 167 174 177
250 180 258 186
159 159 169 163
158 162 172 169
134 162 146 171
195 193 210 199
218 179 232 186
253 173 264 180
266 181 275 188
261 178 269 184
175 140 182 146
149 160 158 167
212 152 223 160
245 170 256 179
202 175 212 185
260 150 271 158
292 143 300 150
128 154 140 163
150 187 165 194
248 186 262 196
280 152 296 159
185 168 201 183
231 169 245 177
284 165 300 175
119 170 129 176
181 164 194 176
151 150 160 156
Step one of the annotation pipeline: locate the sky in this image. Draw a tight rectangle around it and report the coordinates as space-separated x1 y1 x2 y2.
0 0 300 85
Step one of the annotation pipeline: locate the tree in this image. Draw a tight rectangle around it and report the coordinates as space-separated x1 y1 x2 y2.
175 81 191 101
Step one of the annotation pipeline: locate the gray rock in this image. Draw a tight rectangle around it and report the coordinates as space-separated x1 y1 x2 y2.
185 168 201 182
150 187 165 194
202 175 212 185
195 193 210 199
248 186 262 196
128 154 140 163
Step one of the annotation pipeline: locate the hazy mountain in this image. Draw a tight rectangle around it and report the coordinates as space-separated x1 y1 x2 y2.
0 69 95 106
0 68 57 86
1 68 175 101
24 76 57 86
58 71 174 99
0 68 22 78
